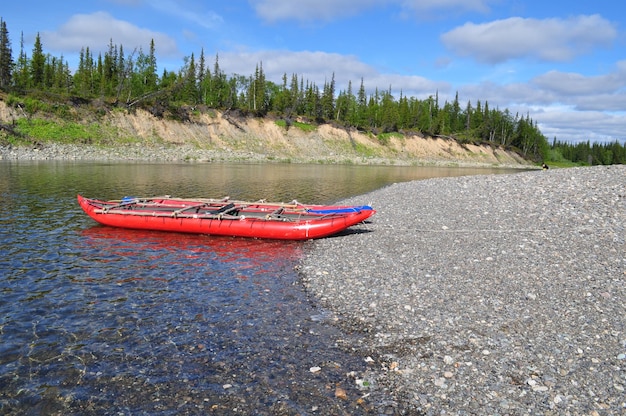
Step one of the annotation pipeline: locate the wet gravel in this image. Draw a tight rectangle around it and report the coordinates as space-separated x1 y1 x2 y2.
299 165 626 415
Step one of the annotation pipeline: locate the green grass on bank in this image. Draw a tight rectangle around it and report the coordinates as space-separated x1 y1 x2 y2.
274 119 316 132
14 118 99 144
543 148 586 168
542 161 585 168
377 132 403 145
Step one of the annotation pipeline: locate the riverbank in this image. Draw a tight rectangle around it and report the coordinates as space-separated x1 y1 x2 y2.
0 102 533 167
299 165 625 414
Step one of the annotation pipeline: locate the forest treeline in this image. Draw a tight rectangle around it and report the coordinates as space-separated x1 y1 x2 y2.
0 18 624 165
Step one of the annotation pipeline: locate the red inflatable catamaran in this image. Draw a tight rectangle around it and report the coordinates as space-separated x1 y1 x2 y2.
77 195 375 240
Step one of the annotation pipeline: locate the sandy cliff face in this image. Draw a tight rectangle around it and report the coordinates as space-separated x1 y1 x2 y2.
101 108 530 165
1 101 530 166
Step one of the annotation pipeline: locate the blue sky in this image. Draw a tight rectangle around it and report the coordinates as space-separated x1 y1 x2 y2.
2 0 625 144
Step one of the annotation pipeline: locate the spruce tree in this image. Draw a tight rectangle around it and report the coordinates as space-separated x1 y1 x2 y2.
30 33 45 89
13 32 29 91
0 18 13 91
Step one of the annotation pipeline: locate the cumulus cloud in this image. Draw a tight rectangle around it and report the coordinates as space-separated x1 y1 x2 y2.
572 93 626 113
527 62 626 113
41 11 179 57
441 15 617 64
532 70 626 96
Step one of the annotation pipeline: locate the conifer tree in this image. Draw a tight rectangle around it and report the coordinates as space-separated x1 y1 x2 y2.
102 39 118 96
249 62 267 115
208 53 227 107
30 33 45 89
197 48 207 102
181 52 197 103
74 47 94 96
0 18 13 91
321 72 335 120
343 80 356 125
289 73 301 114
13 32 29 91
355 78 367 127
146 39 158 89
54 55 71 92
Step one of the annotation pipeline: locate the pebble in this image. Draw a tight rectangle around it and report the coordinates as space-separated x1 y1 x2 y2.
334 387 348 400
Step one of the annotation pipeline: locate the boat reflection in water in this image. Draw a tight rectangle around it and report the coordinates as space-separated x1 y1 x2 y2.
79 225 306 280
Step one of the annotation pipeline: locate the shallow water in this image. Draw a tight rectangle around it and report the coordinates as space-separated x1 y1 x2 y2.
0 161 520 414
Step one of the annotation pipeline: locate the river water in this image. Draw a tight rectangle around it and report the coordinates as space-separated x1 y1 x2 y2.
0 161 519 415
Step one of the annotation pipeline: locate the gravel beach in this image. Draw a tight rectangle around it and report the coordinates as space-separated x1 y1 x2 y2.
299 165 625 415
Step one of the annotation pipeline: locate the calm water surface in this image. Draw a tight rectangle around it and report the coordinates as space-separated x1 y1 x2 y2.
0 162 519 414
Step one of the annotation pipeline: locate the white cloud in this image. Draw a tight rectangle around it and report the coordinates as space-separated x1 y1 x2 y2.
531 61 626 97
532 71 621 96
571 93 626 113
441 15 617 64
41 11 179 57
526 62 626 113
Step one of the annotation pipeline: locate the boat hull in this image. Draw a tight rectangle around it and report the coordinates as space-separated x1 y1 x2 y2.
77 195 374 240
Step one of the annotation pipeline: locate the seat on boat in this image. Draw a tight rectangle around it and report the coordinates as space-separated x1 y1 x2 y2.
209 202 237 215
